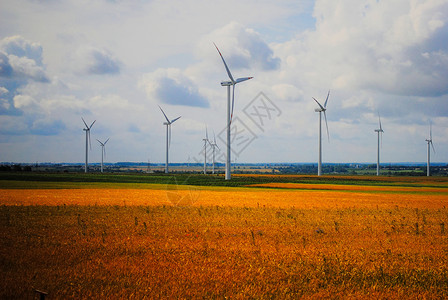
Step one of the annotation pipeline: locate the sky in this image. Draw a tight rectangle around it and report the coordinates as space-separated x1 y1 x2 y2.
1 0 448 165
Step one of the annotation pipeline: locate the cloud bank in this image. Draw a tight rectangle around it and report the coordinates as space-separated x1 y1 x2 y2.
73 46 121 75
139 68 210 108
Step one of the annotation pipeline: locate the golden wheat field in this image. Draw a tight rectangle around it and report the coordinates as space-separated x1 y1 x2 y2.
1 177 448 299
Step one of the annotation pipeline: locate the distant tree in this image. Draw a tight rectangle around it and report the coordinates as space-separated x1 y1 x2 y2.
0 165 12 171
12 164 22 172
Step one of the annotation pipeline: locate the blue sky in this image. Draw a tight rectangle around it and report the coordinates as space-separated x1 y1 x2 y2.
1 0 447 164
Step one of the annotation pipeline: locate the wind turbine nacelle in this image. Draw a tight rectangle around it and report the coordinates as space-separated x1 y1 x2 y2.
221 81 233 86
315 108 323 112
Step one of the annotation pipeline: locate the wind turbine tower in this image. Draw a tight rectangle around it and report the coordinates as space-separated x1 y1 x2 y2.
214 43 253 180
312 91 330 176
374 114 384 176
159 106 181 173
96 138 109 173
425 122 435 176
82 118 96 173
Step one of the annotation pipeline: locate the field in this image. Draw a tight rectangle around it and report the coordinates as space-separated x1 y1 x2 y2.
1 173 448 299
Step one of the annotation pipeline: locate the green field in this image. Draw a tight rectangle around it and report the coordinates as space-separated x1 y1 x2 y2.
1 171 448 189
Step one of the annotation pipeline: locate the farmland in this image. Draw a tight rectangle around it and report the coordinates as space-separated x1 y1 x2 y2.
1 173 448 298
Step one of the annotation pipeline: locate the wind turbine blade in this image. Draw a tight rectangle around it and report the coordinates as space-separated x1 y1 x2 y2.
213 131 219 149
430 122 432 140
431 141 435 153
323 111 330 141
206 126 209 140
90 120 96 129
104 146 106 158
168 124 172 149
236 77 253 83
324 90 330 108
82 117 88 128
230 84 235 124
104 138 109 145
381 132 383 148
171 116 181 124
96 139 103 146
158 105 170 123
313 97 325 111
214 43 235 83
378 113 383 132
88 130 92 150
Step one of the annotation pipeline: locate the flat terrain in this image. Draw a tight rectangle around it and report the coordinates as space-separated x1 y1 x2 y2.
1 173 447 298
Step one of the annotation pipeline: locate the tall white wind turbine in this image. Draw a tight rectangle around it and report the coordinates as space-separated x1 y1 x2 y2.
425 122 435 177
96 138 109 173
82 118 96 173
312 90 330 176
214 43 253 180
159 106 181 173
211 131 220 174
374 113 384 176
202 127 211 174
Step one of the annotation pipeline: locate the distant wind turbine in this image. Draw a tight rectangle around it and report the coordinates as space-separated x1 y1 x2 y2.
96 138 109 173
210 131 220 174
159 105 181 173
202 126 211 174
214 43 253 180
82 118 96 173
374 113 384 176
312 90 330 176
425 121 435 177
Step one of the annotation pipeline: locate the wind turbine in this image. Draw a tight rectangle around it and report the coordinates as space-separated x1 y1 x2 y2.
425 121 435 176
159 105 181 173
214 43 253 180
96 138 109 173
312 90 330 176
202 127 211 174
82 118 96 173
374 113 384 176
210 131 220 174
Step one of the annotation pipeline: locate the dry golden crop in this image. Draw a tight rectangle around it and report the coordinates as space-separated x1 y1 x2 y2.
1 183 447 299
1 185 447 209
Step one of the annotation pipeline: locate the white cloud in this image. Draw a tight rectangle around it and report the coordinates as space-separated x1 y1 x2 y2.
13 94 37 109
284 0 448 97
0 52 13 77
72 46 121 75
89 94 129 109
8 54 49 82
139 68 210 108
271 84 303 102
0 87 8 96
0 35 44 65
30 118 65 136
199 22 281 71
0 36 49 82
